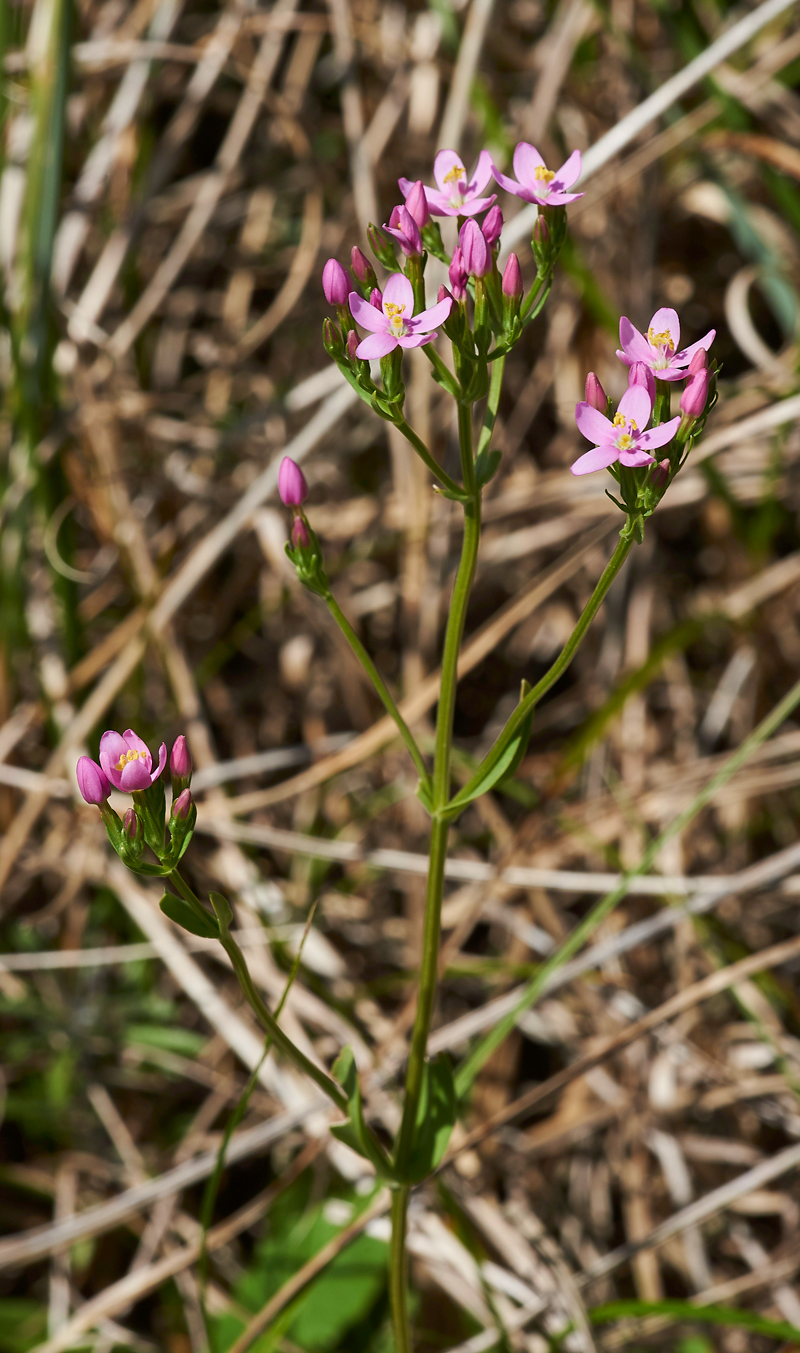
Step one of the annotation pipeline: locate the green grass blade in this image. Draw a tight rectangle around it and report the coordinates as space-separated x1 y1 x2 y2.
589 1298 800 1345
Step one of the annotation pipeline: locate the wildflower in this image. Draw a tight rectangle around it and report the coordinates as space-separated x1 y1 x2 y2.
482 205 503 248
399 148 496 218
76 756 111 805
404 179 431 229
502 253 522 298
459 219 491 278
278 457 308 507
322 258 349 307
448 248 468 302
99 730 167 793
584 373 607 413
172 788 193 821
680 366 710 420
491 143 583 207
571 384 680 477
617 306 715 382
348 273 452 359
170 735 192 795
384 204 423 257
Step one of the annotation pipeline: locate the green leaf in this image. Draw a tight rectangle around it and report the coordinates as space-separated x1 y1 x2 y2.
159 893 219 939
589 1299 800 1346
331 1047 396 1181
474 447 501 489
405 1055 457 1183
445 681 533 819
416 779 434 813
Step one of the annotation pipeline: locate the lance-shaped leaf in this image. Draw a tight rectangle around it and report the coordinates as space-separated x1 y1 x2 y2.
160 893 220 939
443 681 533 820
404 1055 457 1184
330 1047 397 1181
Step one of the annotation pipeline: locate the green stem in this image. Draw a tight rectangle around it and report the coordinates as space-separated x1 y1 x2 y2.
423 346 461 400
477 355 505 458
394 415 465 499
389 1187 411 1353
169 870 348 1114
323 592 431 791
521 269 553 325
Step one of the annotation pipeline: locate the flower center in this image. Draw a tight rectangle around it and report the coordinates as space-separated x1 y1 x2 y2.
384 301 407 335
612 411 638 450
443 163 466 186
534 166 555 183
647 326 675 367
116 749 142 771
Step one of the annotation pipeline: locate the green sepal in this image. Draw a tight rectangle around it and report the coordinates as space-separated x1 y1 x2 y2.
159 892 220 939
474 447 501 490
166 799 196 866
421 221 448 262
443 680 533 820
404 1054 457 1184
330 1047 397 1181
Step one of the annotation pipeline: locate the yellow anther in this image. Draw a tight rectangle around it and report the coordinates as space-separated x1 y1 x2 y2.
534 166 555 183
443 164 466 186
647 326 675 351
384 302 405 318
115 749 141 771
612 412 625 427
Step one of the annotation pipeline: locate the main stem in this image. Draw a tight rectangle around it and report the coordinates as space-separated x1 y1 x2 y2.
389 402 481 1349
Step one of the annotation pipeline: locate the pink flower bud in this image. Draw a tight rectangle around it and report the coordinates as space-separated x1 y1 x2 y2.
170 734 192 783
292 517 310 549
584 372 607 412
322 317 340 355
385 204 422 257
680 367 709 419
350 246 373 285
628 360 655 404
404 179 431 229
459 218 490 278
278 457 308 508
322 258 349 307
448 248 468 302
347 329 358 360
652 459 670 488
532 216 549 246
172 788 193 821
482 205 503 248
370 287 383 309
687 347 708 375
501 253 522 298
123 806 142 841
76 755 111 805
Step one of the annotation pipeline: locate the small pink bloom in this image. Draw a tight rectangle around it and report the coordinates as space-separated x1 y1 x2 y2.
482 205 503 247
652 459 670 488
322 258 349 306
399 148 496 218
687 346 708 375
350 246 373 285
502 253 522 298
627 360 655 404
170 734 192 782
617 306 715 382
172 788 193 821
347 329 358 360
680 367 709 419
370 288 383 309
571 384 681 477
404 179 431 229
448 248 468 302
491 143 584 207
278 457 308 507
459 219 490 278
123 807 141 841
76 756 111 805
99 730 167 793
292 517 310 549
384 204 422 257
348 273 452 360
584 372 607 413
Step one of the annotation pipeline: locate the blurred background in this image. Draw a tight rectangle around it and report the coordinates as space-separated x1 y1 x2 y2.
2 0 800 1347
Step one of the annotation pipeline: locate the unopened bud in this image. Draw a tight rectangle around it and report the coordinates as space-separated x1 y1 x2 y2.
532 216 549 247
278 457 308 508
369 287 383 310
459 219 490 278
170 734 192 790
322 258 349 307
76 756 111 806
123 807 142 841
172 788 193 821
687 347 708 375
448 247 468 302
350 245 376 289
628 360 655 404
404 179 431 229
501 253 522 299
680 367 709 420
322 316 343 358
292 517 310 549
584 372 607 413
367 223 397 270
652 459 670 489
347 329 358 361
482 205 503 248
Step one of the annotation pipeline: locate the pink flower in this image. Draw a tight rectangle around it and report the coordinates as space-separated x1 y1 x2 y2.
399 149 496 218
278 457 308 507
571 384 681 477
459 219 491 278
384 204 422 257
448 248 468 302
99 729 167 793
348 273 452 360
76 756 111 805
322 258 349 306
404 179 431 229
617 306 715 382
491 143 583 207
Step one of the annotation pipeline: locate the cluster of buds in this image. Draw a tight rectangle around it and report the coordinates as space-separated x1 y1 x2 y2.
278 457 330 598
77 732 195 875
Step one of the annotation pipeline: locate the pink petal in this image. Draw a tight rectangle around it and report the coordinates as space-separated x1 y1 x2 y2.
350 292 389 333
553 148 582 189
619 317 653 365
457 194 497 216
356 331 398 359
648 307 680 351
433 148 466 194
467 148 494 196
123 729 151 762
616 348 633 368
575 401 614 444
571 444 620 476
617 384 652 430
425 189 456 215
397 333 435 348
119 759 154 792
398 176 415 197
412 296 452 330
152 743 167 784
639 416 681 450
618 447 654 468
656 367 687 382
512 141 546 188
546 190 584 206
676 329 716 363
490 161 523 196
382 272 414 316
99 730 128 770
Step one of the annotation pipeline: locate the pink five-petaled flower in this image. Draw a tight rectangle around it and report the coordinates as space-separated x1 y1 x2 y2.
491 143 583 207
99 729 167 793
617 306 715 382
399 149 496 218
384 204 422 257
571 384 680 477
76 756 111 805
348 273 452 360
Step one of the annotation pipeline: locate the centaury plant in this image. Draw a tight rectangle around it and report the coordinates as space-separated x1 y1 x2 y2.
77 141 720 1352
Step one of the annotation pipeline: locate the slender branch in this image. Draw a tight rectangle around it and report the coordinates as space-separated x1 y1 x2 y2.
323 591 431 791
424 345 461 400
389 1187 411 1353
394 415 465 499
477 354 505 458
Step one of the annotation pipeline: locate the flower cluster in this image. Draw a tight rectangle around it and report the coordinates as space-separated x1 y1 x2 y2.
77 732 195 873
